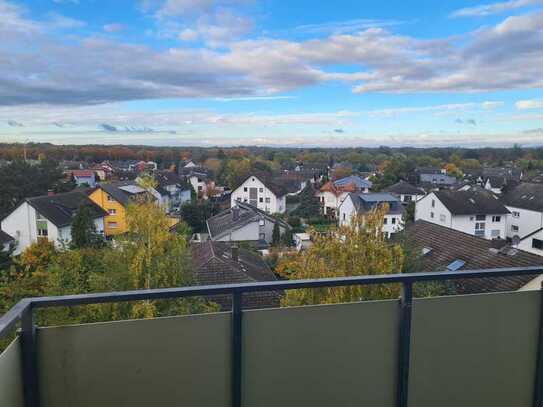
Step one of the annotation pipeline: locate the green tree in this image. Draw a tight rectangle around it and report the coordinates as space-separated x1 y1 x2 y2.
292 185 321 218
272 222 281 246
71 205 102 249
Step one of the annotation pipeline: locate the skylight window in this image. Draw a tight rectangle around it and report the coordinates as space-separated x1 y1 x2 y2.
447 260 465 272
422 247 433 255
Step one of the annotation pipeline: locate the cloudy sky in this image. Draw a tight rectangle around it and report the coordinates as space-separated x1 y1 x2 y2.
1 0 543 147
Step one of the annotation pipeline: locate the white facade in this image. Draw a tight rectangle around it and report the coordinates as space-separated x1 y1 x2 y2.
189 175 207 198
517 228 543 257
415 193 507 240
294 233 312 252
338 195 404 237
395 192 425 204
1 202 105 254
505 206 543 241
230 176 286 214
316 190 348 216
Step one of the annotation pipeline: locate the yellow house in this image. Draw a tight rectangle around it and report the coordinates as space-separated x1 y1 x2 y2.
88 183 148 237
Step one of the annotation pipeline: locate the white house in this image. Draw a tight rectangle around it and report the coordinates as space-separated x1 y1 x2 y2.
338 193 405 238
0 230 14 253
154 171 192 211
517 228 543 256
384 181 425 204
415 190 509 240
502 183 543 242
1 191 107 254
230 175 287 214
316 175 372 218
207 202 290 244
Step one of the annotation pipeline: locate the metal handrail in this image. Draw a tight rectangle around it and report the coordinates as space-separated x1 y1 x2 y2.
2 265 543 407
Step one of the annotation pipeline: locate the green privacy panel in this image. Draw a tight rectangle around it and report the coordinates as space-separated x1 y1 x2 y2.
410 291 541 407
243 300 400 407
38 313 232 407
0 337 24 407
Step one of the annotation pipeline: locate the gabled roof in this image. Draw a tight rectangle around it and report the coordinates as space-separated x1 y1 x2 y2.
207 202 290 240
155 171 182 187
433 190 509 215
333 175 372 190
347 192 405 216
385 181 425 196
95 182 150 207
26 190 107 228
0 230 14 244
501 183 543 212
237 174 288 197
191 241 280 309
71 170 95 178
401 220 543 293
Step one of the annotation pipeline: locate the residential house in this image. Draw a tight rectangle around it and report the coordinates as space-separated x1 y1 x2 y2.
191 241 280 310
0 230 14 252
70 170 97 187
207 202 290 245
338 192 405 238
464 167 522 194
88 182 153 237
417 168 457 189
502 183 543 241
384 181 425 204
415 190 509 240
1 191 106 254
401 220 543 293
154 171 192 212
180 166 214 199
230 175 287 214
317 175 372 218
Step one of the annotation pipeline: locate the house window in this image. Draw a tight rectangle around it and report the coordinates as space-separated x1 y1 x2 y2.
259 197 264 203
384 218 388 225
265 197 271 203
404 195 412 202
259 188 263 193
343 213 346 221
475 222 485 230
492 216 501 222
512 211 520 218
439 214 446 222
108 209 117 215
198 186 203 191
512 225 519 232
475 215 486 221
431 199 435 208
244 187 248 192
392 217 397 224
259 219 265 226
532 239 543 250
430 212 434 219
259 233 266 240
107 195 115 202
108 222 118 229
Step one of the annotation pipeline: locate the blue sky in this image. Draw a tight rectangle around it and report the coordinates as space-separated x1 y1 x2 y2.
0 0 542 147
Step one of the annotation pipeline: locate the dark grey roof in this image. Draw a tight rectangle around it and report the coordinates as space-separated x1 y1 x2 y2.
207 202 290 240
502 183 543 212
191 241 280 309
416 167 444 175
385 181 425 196
26 191 107 228
334 175 372 190
97 182 149 207
348 193 405 216
155 171 182 187
401 220 543 294
434 190 509 215
239 174 288 197
0 230 14 244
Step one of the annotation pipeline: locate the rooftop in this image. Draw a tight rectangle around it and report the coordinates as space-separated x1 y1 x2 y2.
433 190 509 215
502 183 543 212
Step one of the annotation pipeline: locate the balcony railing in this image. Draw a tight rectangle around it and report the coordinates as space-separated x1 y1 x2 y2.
2 266 543 407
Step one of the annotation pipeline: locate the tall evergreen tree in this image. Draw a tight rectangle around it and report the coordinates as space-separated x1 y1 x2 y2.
272 222 281 246
71 205 101 249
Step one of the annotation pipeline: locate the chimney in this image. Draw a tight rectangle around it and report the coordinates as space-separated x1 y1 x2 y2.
232 206 240 221
47 189 55 196
231 245 239 262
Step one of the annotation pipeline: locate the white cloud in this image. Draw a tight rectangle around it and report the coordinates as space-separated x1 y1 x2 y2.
179 28 198 41
516 99 543 109
293 18 405 36
451 0 542 18
366 102 501 118
103 23 126 33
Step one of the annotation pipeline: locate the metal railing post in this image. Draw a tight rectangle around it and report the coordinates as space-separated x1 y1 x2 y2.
533 282 543 407
232 290 243 407
21 304 40 407
397 281 413 407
